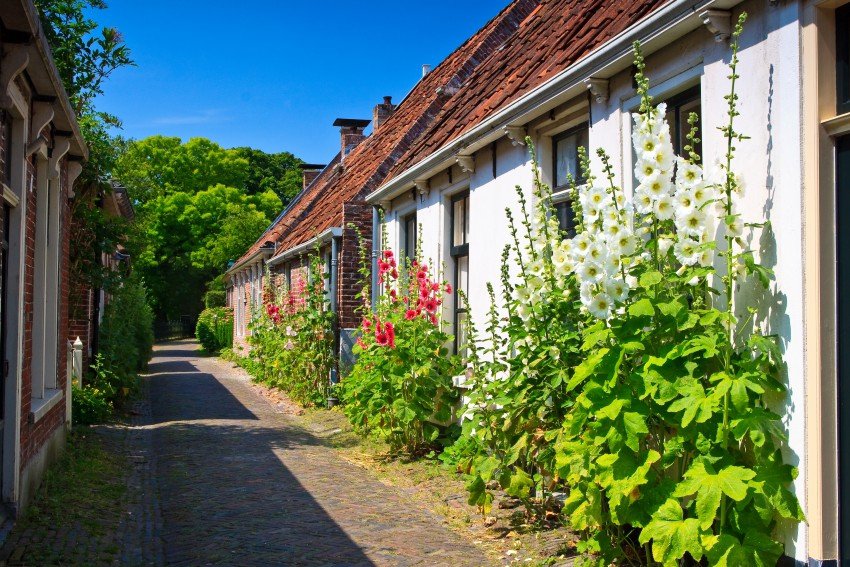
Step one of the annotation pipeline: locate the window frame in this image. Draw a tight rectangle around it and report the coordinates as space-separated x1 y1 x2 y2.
449 191 469 354
402 211 417 261
551 122 589 235
662 85 702 156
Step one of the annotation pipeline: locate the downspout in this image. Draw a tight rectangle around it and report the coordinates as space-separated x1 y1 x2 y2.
329 235 340 397
370 205 381 312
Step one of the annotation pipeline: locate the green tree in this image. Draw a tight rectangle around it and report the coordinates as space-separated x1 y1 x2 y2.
133 186 281 320
232 147 303 203
113 136 250 202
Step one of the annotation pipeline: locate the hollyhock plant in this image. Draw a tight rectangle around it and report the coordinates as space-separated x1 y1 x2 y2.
341 227 461 455
246 248 336 408
454 17 801 567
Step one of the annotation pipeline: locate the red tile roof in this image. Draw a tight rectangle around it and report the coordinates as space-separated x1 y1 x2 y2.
229 0 538 272
384 0 671 180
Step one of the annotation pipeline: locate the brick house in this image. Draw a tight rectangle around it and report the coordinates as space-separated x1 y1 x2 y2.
68 182 134 373
0 0 88 516
224 0 536 366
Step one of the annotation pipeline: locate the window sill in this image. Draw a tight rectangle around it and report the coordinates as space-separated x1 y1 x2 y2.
824 112 850 137
30 389 63 424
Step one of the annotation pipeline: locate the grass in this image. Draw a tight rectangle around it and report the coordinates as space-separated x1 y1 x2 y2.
3 428 130 565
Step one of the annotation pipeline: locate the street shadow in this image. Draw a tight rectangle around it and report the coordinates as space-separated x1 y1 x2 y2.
148 371 259 423
152 420 377 566
145 360 198 374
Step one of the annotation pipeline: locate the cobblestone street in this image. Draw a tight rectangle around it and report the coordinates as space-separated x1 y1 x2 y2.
0 340 492 566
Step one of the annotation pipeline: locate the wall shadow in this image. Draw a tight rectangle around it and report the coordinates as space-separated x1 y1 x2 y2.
144 369 377 565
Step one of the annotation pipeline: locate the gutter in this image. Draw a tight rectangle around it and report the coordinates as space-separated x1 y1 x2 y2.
366 0 742 204
266 227 343 268
225 244 274 278
21 0 88 159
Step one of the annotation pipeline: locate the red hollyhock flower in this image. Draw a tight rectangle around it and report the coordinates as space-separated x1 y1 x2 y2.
375 331 389 346
391 268 398 279
404 309 417 321
362 317 372 329
385 322 396 348
417 270 427 282
389 289 397 300
429 314 438 325
383 249 394 259
445 283 453 294
431 282 440 291
424 297 438 313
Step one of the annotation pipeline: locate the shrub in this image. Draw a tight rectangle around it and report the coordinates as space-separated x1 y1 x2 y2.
340 238 460 456
71 384 113 426
99 272 154 382
203 289 226 308
195 307 233 352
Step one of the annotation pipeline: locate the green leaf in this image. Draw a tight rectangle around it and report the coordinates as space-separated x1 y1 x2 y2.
640 270 663 288
639 499 703 566
623 411 648 452
629 298 656 317
704 530 784 567
673 461 756 529
567 348 609 392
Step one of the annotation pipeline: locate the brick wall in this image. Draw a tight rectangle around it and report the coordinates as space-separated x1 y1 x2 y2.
339 201 372 329
19 149 70 472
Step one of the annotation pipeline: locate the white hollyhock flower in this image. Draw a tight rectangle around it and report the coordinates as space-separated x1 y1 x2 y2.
674 239 699 266
643 173 673 200
725 215 743 237
658 237 674 255
604 277 629 303
588 292 613 319
579 261 605 283
634 189 654 215
616 232 637 256
654 194 675 220
676 157 703 189
675 189 696 213
679 208 706 237
572 233 592 257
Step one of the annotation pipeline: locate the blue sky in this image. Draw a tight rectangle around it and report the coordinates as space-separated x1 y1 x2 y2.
92 1 507 163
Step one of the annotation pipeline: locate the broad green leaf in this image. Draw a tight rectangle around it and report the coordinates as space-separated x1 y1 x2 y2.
640 270 663 288
623 411 648 452
704 530 783 567
629 298 655 317
639 499 703 566
673 460 756 529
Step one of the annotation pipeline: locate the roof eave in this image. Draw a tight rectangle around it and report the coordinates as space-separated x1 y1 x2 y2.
366 0 743 205
267 227 342 267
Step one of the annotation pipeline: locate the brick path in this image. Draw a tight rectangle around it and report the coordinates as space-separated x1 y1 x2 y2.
2 340 492 566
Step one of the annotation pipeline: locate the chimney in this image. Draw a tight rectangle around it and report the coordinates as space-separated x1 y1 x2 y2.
299 163 325 189
333 118 370 160
422 64 432 77
372 96 396 130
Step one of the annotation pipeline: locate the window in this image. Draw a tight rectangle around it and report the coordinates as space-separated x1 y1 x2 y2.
552 123 589 234
663 86 701 156
403 212 417 261
450 192 469 354
838 3 850 115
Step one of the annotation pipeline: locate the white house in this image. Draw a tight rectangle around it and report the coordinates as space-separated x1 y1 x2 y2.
366 0 850 564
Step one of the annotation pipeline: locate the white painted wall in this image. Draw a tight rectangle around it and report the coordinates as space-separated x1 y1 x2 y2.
382 0 807 559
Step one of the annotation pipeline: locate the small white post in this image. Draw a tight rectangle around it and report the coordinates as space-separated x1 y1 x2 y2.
72 337 83 387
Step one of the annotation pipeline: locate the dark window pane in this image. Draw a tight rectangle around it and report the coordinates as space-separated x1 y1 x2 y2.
839 5 850 114
553 124 588 190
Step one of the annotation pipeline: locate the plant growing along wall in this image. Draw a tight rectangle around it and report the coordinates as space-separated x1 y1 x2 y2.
455 15 802 566
247 251 335 407
340 232 460 456
195 307 233 353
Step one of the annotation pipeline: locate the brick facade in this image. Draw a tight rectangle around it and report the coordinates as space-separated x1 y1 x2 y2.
0 0 89 515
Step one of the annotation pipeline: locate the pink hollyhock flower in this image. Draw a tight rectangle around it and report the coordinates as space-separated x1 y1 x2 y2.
405 309 417 321
424 297 438 313
417 270 427 282
431 282 440 292
445 283 453 294
383 249 394 259
362 317 372 330
429 314 438 326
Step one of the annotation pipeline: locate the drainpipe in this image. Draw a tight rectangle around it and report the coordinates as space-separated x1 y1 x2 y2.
328 235 341 407
371 205 381 312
